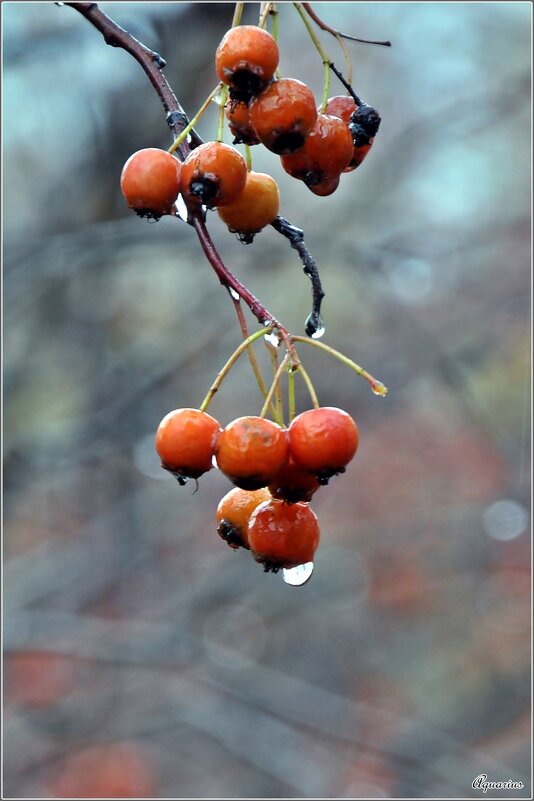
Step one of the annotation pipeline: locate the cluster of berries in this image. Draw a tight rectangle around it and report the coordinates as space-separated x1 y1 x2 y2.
120 23 380 239
219 25 380 197
155 406 359 577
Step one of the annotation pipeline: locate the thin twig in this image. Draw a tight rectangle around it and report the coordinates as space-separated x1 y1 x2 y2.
302 3 391 47
271 216 325 338
63 2 203 156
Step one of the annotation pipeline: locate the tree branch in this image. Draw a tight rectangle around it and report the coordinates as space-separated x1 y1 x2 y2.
63 2 203 156
271 216 325 338
301 3 391 47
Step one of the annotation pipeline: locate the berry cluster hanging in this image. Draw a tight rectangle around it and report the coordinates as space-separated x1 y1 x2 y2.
65 1 391 587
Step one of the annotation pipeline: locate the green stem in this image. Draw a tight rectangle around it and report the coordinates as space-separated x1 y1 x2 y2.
291 335 388 396
260 354 290 419
259 2 272 28
217 84 229 143
169 83 223 154
244 143 252 172
232 2 244 26
294 3 332 112
335 33 353 86
321 59 330 112
288 366 296 421
269 347 285 425
296 363 320 408
272 3 279 42
200 326 274 412
230 293 277 416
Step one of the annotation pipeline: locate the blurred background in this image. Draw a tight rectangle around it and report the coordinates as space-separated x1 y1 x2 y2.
3 2 531 798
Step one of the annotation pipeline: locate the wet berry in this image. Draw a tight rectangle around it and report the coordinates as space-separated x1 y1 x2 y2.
181 141 247 208
268 457 320 504
326 95 380 171
249 78 318 155
288 406 359 482
308 175 340 196
216 487 271 550
217 171 280 240
281 113 353 188
155 408 222 480
215 25 279 101
225 99 261 145
248 499 320 572
120 148 181 218
215 416 289 490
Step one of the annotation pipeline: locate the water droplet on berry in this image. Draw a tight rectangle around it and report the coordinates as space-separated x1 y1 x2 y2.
229 288 240 301
282 562 314 586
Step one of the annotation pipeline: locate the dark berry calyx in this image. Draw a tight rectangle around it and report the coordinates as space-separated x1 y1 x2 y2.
217 520 244 550
349 104 381 146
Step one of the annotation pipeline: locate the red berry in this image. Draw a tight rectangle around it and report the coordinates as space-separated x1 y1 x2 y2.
288 407 359 482
215 25 279 100
325 95 379 171
217 171 280 239
225 100 260 145
155 408 222 480
181 142 247 208
308 175 340 196
248 499 320 571
215 416 289 490
249 78 318 155
120 148 181 217
268 457 321 504
281 113 353 188
216 487 271 550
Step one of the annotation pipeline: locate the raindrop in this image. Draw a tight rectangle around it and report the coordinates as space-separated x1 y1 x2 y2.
305 312 325 339
176 195 188 222
371 381 388 397
311 325 325 340
229 288 240 301
264 331 280 348
213 89 227 107
282 562 314 586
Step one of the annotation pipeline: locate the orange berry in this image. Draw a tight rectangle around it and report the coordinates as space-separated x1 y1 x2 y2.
120 148 181 218
225 100 260 145
216 416 289 490
281 113 353 187
308 175 340 196
216 487 271 550
181 141 247 208
288 407 359 482
217 171 280 239
249 78 318 154
268 456 321 504
155 408 222 481
248 499 320 572
215 25 279 99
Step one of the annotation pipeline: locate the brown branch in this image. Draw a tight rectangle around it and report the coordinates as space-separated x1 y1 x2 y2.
63 2 202 157
302 3 391 47
64 2 307 348
192 215 285 333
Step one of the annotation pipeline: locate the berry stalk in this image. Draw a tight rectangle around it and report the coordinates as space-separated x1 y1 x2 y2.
199 326 274 413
